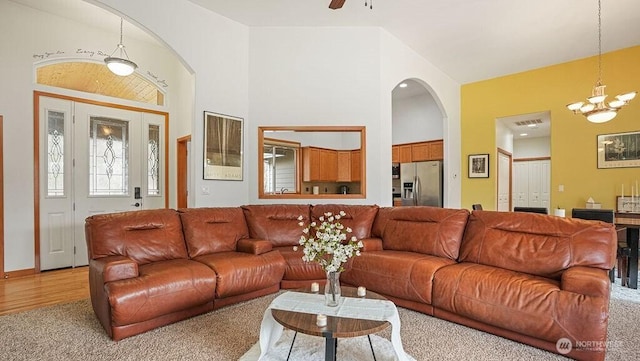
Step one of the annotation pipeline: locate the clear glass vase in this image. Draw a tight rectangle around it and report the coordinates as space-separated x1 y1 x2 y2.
325 271 341 307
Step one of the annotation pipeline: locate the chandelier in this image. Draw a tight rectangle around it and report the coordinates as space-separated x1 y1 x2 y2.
104 18 138 77
566 0 636 123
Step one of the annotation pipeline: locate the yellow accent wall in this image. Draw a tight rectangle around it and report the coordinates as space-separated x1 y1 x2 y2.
461 46 640 212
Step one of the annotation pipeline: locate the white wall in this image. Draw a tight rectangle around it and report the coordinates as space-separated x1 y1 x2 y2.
514 137 551 158
0 0 192 272
392 93 443 145
495 120 514 154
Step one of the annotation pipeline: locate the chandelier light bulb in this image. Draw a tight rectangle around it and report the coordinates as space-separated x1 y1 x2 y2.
587 110 617 123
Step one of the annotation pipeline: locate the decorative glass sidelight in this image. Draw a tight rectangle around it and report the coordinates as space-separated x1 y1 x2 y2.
147 125 160 195
46 110 65 197
89 117 129 196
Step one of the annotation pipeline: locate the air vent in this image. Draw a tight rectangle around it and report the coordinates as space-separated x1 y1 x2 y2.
514 119 542 127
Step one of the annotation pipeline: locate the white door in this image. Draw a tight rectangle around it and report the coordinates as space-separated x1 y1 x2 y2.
540 160 551 210
528 161 541 207
40 97 166 270
513 162 527 208
497 151 511 211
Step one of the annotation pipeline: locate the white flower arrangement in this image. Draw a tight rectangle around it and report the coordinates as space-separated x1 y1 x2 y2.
297 210 363 273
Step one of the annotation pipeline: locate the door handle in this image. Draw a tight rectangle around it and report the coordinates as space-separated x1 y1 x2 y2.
132 202 140 207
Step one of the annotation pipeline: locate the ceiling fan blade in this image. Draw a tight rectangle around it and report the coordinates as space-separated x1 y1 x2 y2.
329 0 346 10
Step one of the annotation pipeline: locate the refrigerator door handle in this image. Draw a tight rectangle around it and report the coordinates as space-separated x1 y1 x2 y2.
415 176 421 206
413 176 418 206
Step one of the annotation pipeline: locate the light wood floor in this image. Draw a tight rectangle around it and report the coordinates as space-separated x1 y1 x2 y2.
0 267 89 316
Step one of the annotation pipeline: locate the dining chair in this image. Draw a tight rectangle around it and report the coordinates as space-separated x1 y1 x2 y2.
571 208 630 287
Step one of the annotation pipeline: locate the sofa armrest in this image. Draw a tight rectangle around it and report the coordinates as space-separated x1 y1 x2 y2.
90 256 139 283
237 238 273 255
359 237 383 251
561 266 610 298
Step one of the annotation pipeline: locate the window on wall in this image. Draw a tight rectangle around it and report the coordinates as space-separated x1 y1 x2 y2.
263 140 299 194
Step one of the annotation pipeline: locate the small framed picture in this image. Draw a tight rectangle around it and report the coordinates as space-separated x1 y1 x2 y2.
203 111 243 180
468 154 489 178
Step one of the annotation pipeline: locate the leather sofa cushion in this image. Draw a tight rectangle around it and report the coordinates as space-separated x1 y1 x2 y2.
85 209 188 265
342 250 456 305
105 259 216 326
311 204 378 240
372 207 469 260
275 246 326 281
242 204 310 247
194 251 286 298
433 263 609 344
459 210 617 279
178 207 249 258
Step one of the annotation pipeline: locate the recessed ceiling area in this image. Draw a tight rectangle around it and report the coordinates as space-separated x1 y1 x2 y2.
497 112 551 140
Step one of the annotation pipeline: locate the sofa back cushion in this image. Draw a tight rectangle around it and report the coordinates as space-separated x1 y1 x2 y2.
241 204 310 247
311 204 378 240
85 209 188 265
459 210 617 279
372 206 469 260
178 207 249 258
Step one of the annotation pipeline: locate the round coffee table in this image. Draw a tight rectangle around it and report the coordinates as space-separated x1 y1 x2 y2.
270 286 390 361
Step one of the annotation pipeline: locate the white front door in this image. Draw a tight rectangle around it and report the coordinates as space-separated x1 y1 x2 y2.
39 97 166 270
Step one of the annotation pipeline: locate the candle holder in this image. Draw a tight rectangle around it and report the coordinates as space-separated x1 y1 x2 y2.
316 314 327 327
617 196 640 214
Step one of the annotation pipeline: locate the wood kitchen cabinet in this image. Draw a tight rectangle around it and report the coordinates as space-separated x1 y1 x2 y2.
411 142 430 161
320 149 338 181
398 145 412 163
429 140 444 160
303 147 338 182
393 140 444 162
336 151 351 182
350 150 361 182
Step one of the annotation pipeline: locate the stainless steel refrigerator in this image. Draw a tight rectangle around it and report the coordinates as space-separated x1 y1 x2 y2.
401 161 443 207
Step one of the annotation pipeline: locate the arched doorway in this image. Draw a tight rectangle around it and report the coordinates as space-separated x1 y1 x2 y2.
391 79 445 207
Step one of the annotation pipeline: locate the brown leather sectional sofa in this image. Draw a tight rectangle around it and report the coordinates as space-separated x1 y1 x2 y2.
85 204 616 361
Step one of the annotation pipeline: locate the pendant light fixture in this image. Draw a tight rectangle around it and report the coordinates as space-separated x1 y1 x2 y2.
566 0 636 123
104 18 138 77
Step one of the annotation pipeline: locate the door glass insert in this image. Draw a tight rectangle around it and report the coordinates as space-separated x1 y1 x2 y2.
148 124 160 195
89 117 129 196
47 110 65 197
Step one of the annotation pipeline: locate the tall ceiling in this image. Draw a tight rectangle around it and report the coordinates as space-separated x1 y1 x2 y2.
12 0 640 84
190 0 640 84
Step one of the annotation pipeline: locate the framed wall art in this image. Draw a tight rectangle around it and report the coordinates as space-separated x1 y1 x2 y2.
203 111 243 180
468 154 489 178
597 131 640 169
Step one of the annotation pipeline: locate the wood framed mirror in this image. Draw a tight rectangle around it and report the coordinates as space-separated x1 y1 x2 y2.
258 126 366 199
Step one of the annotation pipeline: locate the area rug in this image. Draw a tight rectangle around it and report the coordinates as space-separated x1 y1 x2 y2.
0 280 637 361
239 331 417 361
